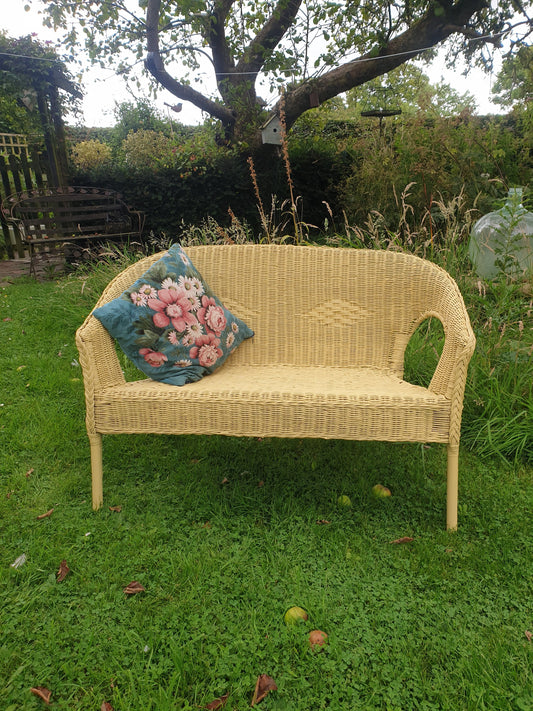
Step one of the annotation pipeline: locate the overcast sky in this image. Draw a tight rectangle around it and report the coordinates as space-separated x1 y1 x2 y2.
2 2 504 128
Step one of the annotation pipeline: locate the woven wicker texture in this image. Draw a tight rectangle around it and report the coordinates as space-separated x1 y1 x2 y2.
76 244 475 527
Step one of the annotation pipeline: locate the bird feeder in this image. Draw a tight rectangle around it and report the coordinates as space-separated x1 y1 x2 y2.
360 87 401 136
468 188 533 279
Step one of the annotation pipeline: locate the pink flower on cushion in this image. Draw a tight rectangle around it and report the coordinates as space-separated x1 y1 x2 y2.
148 288 197 332
197 296 227 335
139 348 168 367
189 333 222 368
130 291 147 306
138 284 157 299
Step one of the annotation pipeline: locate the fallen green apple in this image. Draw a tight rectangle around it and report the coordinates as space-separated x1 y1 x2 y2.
337 495 352 507
284 606 308 626
372 484 391 498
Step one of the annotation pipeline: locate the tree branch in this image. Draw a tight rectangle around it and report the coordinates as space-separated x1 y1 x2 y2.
208 0 236 74
236 0 303 76
281 0 487 130
145 0 234 124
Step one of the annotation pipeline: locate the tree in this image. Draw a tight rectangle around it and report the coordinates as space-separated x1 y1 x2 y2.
39 0 532 151
492 44 533 108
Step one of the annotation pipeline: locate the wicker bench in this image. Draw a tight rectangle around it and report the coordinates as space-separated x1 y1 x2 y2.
76 244 475 529
2 186 144 274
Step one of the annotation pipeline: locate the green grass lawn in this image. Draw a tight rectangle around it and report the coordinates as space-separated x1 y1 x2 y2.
1 267 532 710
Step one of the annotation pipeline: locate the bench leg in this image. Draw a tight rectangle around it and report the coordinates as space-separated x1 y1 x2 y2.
446 444 459 531
89 433 104 510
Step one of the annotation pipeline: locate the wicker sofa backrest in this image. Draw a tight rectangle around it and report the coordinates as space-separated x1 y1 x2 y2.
92 244 471 397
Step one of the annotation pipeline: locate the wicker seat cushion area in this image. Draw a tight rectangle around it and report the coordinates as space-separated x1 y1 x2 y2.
93 366 450 442
76 244 476 529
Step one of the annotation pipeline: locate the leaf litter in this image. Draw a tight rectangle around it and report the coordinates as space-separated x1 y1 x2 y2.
30 686 52 704
123 581 146 595
57 560 70 582
251 675 277 706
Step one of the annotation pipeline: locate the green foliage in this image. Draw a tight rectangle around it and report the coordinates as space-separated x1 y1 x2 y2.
70 131 256 236
326 113 532 229
67 104 532 246
0 96 34 135
120 129 176 171
71 139 112 171
492 45 533 108
0 271 532 709
0 32 79 134
109 99 175 148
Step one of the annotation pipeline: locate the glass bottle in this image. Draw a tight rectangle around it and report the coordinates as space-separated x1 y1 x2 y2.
469 188 533 279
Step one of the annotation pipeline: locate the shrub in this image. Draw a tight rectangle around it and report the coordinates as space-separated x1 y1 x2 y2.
71 139 112 171
121 129 176 171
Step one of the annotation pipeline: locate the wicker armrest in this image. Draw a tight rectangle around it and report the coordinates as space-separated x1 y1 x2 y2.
75 252 163 393
76 314 126 392
427 287 476 401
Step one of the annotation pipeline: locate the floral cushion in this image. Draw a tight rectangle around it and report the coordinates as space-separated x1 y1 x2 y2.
92 244 254 385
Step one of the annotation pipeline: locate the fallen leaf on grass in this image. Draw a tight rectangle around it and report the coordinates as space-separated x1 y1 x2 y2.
37 508 54 520
525 630 532 642
25 468 34 478
204 693 229 709
220 477 230 485
101 702 114 711
251 675 277 706
3 317 12 322
316 519 331 525
31 686 52 704
57 560 70 582
109 505 122 513
123 581 145 595
389 537 414 544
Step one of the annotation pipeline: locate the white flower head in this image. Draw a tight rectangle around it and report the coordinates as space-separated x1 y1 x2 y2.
161 277 179 292
138 284 157 299
130 291 147 307
191 277 204 295
177 276 195 293
174 359 192 368
186 322 204 337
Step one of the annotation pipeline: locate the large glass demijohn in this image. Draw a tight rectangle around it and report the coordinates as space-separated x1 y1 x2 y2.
468 188 533 279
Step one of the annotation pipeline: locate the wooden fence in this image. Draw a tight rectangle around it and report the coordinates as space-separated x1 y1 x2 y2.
0 144 49 259
0 133 29 157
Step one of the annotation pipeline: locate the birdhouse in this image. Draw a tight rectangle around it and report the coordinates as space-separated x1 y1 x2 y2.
261 115 282 145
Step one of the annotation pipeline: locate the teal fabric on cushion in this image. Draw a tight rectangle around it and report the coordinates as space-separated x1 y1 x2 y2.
93 244 254 385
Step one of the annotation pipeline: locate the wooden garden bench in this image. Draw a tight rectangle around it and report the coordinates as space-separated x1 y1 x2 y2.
76 244 475 529
1 186 144 274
